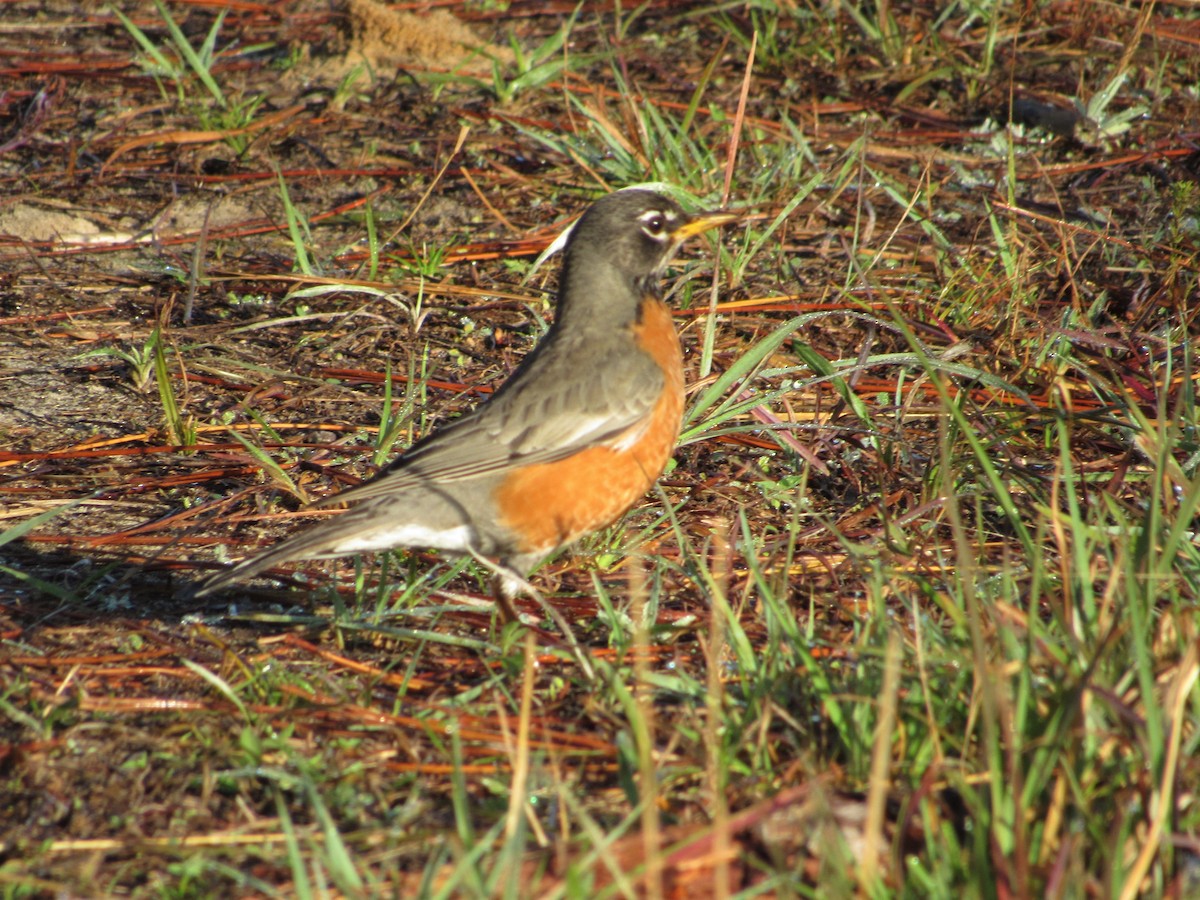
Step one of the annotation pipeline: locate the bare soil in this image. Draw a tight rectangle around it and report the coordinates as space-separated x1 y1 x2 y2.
2 0 1199 895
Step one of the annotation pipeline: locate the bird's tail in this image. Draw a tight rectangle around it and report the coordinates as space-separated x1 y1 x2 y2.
191 509 361 598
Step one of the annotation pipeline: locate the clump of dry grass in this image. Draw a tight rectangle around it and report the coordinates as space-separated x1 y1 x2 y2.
2 0 1198 895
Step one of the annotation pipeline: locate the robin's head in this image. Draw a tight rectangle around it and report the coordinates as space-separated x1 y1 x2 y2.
565 189 737 278
557 190 738 323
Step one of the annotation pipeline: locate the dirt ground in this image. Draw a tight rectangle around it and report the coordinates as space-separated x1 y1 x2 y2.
2 0 1199 896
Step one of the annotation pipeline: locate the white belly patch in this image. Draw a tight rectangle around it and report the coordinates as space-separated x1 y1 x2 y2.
329 524 475 555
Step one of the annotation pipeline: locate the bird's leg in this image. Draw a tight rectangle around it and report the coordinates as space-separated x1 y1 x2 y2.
493 585 523 627
467 550 596 682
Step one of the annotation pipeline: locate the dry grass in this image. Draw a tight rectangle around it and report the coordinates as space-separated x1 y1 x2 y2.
2 1 1199 896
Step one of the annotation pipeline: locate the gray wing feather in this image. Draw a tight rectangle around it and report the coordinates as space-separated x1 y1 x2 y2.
321 341 663 506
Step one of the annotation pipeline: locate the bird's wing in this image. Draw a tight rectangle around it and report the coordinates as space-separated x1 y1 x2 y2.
318 340 665 506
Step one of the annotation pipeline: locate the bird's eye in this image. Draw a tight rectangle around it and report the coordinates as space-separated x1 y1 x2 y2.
642 213 666 236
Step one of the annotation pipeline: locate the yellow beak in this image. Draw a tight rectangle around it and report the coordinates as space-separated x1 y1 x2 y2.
671 210 741 240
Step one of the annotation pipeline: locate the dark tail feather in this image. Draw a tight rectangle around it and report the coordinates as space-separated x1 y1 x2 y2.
191 512 363 597
193 539 311 597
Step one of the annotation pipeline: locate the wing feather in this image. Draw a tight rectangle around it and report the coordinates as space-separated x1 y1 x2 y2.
317 337 663 507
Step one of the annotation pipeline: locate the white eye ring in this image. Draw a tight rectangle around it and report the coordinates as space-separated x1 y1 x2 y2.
640 210 669 237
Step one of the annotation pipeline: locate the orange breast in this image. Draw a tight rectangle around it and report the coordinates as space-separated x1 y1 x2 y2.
492 298 684 556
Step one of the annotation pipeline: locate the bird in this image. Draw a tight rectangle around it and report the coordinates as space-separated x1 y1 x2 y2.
194 188 739 607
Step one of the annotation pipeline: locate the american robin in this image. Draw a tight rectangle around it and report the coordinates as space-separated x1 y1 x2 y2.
195 188 738 602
